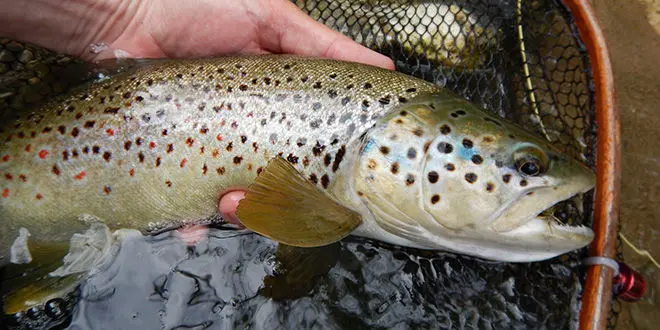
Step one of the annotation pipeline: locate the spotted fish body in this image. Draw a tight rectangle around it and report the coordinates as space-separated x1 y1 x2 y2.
0 56 593 266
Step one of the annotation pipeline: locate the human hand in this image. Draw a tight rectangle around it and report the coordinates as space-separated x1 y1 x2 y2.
2 0 394 69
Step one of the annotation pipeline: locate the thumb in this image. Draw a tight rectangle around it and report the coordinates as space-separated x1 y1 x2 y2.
264 0 395 70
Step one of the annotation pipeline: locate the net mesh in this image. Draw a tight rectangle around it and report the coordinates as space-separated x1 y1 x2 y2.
0 0 619 329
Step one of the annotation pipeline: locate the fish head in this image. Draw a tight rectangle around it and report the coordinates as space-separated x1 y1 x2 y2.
354 93 595 261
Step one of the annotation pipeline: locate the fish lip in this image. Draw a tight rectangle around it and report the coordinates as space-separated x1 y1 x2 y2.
489 179 595 232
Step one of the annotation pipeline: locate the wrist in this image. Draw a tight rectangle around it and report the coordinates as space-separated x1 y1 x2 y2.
0 0 144 60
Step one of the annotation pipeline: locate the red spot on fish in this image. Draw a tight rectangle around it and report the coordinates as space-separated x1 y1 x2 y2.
74 171 87 180
129 168 135 177
4 173 13 180
106 128 115 136
2 189 8 198
38 150 49 159
25 144 31 152
19 174 27 182
36 193 43 200
216 134 222 142
149 141 156 149
2 155 10 162
247 112 254 118
180 158 187 168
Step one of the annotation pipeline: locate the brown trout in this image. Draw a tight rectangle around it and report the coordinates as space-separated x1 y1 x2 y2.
0 55 594 272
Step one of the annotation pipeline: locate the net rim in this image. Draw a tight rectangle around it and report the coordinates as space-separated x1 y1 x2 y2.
561 0 620 329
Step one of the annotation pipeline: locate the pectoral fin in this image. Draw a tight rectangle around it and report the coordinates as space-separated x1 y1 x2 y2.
236 157 362 247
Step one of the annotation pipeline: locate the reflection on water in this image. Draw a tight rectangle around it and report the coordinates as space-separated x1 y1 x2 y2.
12 227 587 329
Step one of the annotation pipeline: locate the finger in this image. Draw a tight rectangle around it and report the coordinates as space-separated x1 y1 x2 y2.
218 190 247 227
264 1 395 70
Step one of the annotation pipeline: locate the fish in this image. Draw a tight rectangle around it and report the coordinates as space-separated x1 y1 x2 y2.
0 55 594 312
295 0 500 71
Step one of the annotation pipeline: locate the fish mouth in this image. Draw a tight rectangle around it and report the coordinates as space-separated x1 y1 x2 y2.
518 187 595 248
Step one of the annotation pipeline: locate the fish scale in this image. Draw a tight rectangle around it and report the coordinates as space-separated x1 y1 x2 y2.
0 55 439 258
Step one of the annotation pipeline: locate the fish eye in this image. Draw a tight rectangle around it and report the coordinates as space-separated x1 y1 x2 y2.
513 146 548 177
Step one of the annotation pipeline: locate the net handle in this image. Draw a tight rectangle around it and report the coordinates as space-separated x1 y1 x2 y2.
561 1 620 329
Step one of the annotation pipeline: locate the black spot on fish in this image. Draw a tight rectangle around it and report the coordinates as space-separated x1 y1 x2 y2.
412 127 424 137
439 125 451 135
138 152 145 163
486 182 495 192
102 151 112 162
398 96 408 103
71 127 80 138
165 180 172 187
226 142 233 152
104 107 120 114
42 126 52 134
135 95 144 102
82 146 89 154
431 194 440 204
57 126 66 135
378 96 391 105
495 160 504 168
312 81 322 89
428 171 439 183
332 145 346 172
465 173 478 183
328 90 338 98
216 167 225 175
52 165 61 176
233 156 243 165
167 144 174 153
321 174 329 189
312 142 325 156
362 100 370 110
252 142 258 152
62 150 69 161
136 137 143 146
345 84 354 90
407 148 417 159
471 155 483 164
445 163 455 171
520 180 528 187
312 102 322 110
309 173 318 184
379 146 390 155
103 186 112 194
405 174 415 186
324 154 332 166
437 142 453 154
463 139 474 149
503 174 511 183
156 157 161 167
457 110 466 115
341 97 350 106
287 154 299 164
92 146 100 154
240 135 247 143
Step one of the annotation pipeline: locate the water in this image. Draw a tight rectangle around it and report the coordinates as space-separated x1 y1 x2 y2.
7 226 585 329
